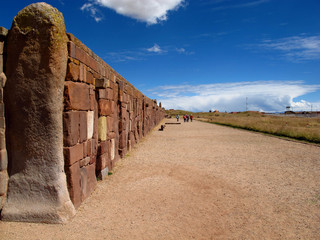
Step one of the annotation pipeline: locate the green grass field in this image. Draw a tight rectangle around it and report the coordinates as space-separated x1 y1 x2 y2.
166 110 320 144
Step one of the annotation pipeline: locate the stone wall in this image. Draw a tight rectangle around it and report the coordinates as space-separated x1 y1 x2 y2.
0 3 165 223
0 27 8 211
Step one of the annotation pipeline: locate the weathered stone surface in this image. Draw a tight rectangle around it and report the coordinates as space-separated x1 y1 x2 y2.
80 164 97 201
0 57 3 73
2 3 75 223
0 72 6 88
98 167 109 180
79 111 88 143
0 170 8 195
0 27 8 37
95 78 110 89
110 139 115 161
0 42 4 55
87 111 94 139
64 81 90 111
80 157 91 167
63 111 80 146
65 162 81 209
66 62 79 81
98 116 107 141
64 144 84 166
99 99 114 116
0 149 8 171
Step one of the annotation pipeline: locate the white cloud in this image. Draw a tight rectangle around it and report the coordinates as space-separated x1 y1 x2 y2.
148 81 320 112
210 0 270 11
147 44 163 53
80 3 103 22
259 35 320 62
84 0 184 24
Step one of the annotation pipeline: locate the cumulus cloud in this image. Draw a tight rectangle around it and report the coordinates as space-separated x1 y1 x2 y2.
83 0 184 24
258 35 320 62
148 81 320 112
147 44 163 53
80 3 103 22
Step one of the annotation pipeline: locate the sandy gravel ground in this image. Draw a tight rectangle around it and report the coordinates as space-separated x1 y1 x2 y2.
1 119 320 240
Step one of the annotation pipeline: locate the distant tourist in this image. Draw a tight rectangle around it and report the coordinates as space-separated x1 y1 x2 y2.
190 114 193 122
183 115 186 122
176 114 179 122
186 115 189 122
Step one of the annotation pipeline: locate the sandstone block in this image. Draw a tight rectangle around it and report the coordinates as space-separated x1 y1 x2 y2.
64 81 90 111
119 132 127 149
79 111 88 143
110 138 115 161
2 3 75 223
67 41 76 58
98 116 107 141
98 167 109 180
66 62 79 81
98 141 108 156
107 116 115 133
80 157 91 167
95 78 109 89
80 164 97 201
65 162 81 209
63 111 80 146
79 63 86 82
96 153 108 171
99 99 114 116
86 71 94 85
64 143 84 166
87 111 94 139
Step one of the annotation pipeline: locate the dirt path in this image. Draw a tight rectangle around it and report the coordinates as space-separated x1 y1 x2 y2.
1 119 320 240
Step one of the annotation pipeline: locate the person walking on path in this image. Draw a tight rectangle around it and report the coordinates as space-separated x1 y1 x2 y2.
183 115 186 122
176 114 179 122
190 114 193 122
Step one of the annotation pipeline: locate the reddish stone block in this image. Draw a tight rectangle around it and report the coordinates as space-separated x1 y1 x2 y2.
96 153 108 171
98 141 108 156
80 157 90 167
86 71 94 85
63 111 80 146
64 143 83 166
98 89 107 99
64 81 90 111
108 131 116 139
79 63 86 82
65 161 81 209
98 99 114 116
119 132 127 149
106 116 115 133
80 163 97 202
67 41 76 58
75 45 87 64
83 141 88 157
66 62 79 81
79 111 88 143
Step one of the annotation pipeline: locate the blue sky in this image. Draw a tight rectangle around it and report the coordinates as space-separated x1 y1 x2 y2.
2 0 320 112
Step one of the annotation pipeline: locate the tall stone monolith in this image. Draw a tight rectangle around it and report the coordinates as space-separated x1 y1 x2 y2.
2 3 76 223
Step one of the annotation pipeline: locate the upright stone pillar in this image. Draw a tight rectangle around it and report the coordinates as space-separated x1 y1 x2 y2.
2 3 75 223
